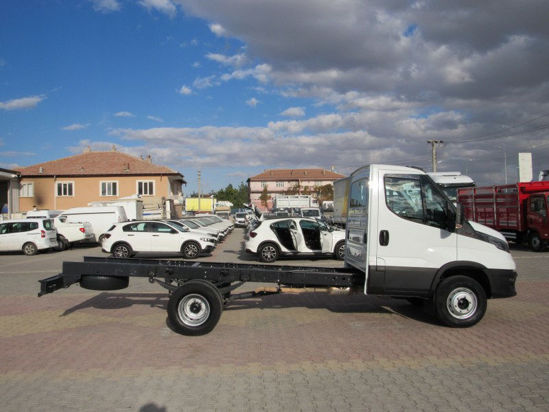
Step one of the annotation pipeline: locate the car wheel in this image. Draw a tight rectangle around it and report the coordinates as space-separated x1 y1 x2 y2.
435 275 486 327
182 241 201 259
334 241 345 260
168 280 223 336
22 242 38 256
112 243 132 258
528 232 544 252
258 243 279 263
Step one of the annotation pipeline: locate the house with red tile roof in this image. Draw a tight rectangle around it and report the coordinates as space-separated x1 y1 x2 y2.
247 168 345 211
15 148 186 214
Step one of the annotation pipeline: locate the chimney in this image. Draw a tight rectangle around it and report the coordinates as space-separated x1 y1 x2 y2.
84 146 92 153
111 145 117 152
39 167 44 174
146 155 152 163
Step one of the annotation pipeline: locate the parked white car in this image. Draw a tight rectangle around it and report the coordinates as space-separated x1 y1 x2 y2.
234 212 249 227
101 220 216 259
26 210 95 250
181 217 229 239
245 217 346 262
170 219 222 242
0 218 58 255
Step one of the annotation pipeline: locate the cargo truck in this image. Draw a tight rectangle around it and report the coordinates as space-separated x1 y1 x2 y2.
272 195 318 210
39 165 517 335
428 172 475 204
458 181 549 251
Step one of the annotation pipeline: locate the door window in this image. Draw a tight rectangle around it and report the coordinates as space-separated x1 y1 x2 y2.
123 222 147 232
384 175 453 230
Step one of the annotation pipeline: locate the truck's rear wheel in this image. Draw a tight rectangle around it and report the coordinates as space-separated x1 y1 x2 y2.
435 276 486 327
528 232 544 252
168 280 223 336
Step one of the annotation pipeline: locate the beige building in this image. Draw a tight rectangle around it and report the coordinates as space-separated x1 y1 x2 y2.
248 168 345 211
15 149 185 213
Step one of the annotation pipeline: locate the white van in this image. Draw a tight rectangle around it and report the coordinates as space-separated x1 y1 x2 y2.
27 209 95 249
57 206 127 242
0 218 58 255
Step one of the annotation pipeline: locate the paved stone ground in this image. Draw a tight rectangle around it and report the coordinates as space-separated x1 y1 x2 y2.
0 230 548 411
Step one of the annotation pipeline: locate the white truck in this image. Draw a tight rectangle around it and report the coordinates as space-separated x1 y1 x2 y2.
39 164 517 335
428 171 475 204
26 210 94 250
272 195 318 211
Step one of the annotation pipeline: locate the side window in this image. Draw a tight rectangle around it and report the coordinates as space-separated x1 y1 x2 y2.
271 220 291 231
123 222 147 232
385 176 423 221
42 220 53 230
350 179 368 208
385 175 453 229
56 182 74 197
149 223 174 233
299 220 319 231
0 223 7 234
137 181 155 196
58 215 67 223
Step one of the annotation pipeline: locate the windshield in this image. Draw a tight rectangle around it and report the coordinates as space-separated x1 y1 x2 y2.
302 209 320 217
182 220 200 229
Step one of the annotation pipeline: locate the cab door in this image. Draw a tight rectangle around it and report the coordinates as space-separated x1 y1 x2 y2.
148 222 180 252
0 222 9 251
374 172 457 296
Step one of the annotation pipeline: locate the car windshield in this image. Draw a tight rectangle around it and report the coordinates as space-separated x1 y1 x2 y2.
302 209 319 217
182 220 200 229
169 221 188 231
195 218 212 225
236 213 246 218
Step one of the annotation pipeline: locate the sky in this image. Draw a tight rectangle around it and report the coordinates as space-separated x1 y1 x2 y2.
1 0 549 193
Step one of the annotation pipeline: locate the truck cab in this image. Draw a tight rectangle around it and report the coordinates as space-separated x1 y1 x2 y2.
345 165 516 327
527 193 549 251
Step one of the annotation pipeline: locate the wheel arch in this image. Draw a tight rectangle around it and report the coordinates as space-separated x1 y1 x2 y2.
431 261 492 298
257 240 282 254
110 241 132 253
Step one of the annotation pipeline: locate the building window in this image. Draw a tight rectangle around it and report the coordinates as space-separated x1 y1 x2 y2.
261 182 268 188
137 180 155 196
20 182 34 197
56 182 74 197
100 181 118 197
276 181 284 188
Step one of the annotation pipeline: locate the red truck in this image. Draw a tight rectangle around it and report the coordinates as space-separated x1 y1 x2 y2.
458 182 549 251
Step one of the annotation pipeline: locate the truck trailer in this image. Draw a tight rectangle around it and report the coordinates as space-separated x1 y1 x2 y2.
458 181 549 251
39 165 517 335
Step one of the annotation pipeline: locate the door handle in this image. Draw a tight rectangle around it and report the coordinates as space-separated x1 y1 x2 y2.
379 230 389 246
153 234 159 237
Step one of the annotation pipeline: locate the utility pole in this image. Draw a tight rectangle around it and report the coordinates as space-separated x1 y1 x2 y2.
427 140 444 172
197 170 201 213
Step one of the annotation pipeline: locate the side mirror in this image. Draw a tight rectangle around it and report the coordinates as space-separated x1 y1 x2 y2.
453 203 465 230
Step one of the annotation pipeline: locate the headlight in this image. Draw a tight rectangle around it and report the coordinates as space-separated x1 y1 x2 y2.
476 232 510 253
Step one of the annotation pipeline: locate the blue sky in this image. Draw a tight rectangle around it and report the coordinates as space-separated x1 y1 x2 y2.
1 0 549 192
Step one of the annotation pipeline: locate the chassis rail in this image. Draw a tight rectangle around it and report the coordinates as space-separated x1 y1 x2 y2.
39 256 363 297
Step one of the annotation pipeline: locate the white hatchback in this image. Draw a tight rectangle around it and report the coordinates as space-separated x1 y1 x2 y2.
0 218 58 255
102 220 216 259
245 217 346 263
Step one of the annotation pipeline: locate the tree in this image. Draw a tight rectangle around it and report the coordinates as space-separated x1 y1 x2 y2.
314 184 334 204
213 182 249 208
259 185 271 208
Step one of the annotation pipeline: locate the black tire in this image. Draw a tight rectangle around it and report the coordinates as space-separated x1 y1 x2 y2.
334 241 345 260
54 235 68 251
435 275 487 327
80 275 129 291
22 242 38 256
111 242 133 258
181 241 201 259
258 243 279 263
167 280 223 336
528 232 544 252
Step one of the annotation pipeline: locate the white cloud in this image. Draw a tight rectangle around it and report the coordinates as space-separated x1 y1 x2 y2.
206 53 248 67
147 115 164 122
178 85 192 95
90 0 120 13
0 95 45 111
62 123 89 131
114 111 135 117
246 98 259 107
193 75 218 89
139 0 177 16
281 107 305 117
209 23 227 36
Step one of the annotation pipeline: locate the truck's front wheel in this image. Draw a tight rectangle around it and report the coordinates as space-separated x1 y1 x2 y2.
528 232 544 252
435 276 486 327
167 280 223 336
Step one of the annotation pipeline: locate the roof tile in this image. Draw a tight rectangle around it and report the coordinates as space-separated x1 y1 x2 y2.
249 168 345 181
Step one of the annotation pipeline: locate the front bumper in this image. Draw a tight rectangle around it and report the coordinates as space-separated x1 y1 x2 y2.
486 269 517 298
